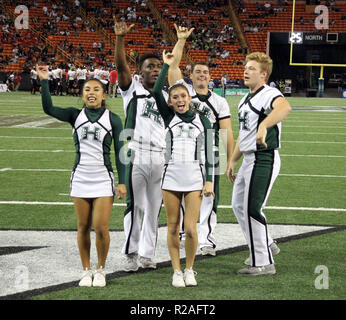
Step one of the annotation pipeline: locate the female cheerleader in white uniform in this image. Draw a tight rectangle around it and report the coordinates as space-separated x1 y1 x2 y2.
153 52 214 287
37 64 126 287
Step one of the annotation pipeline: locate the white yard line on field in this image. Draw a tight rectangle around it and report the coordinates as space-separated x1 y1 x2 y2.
0 126 71 130
287 117 346 120
0 149 74 152
279 173 346 178
285 120 346 123
292 105 345 108
282 140 346 144
280 154 346 158
284 125 346 128
0 107 41 109
0 201 345 212
283 132 346 135
0 168 70 172
0 136 70 139
288 113 345 116
10 118 63 128
218 205 346 212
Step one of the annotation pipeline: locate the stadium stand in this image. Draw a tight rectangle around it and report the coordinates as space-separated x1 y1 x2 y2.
0 0 345 85
235 0 346 53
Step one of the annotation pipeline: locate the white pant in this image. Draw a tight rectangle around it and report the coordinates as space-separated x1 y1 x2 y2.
232 150 280 267
180 170 218 249
198 193 217 248
122 149 164 259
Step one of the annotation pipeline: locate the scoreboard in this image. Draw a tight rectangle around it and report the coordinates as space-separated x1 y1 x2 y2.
288 32 343 45
269 32 346 65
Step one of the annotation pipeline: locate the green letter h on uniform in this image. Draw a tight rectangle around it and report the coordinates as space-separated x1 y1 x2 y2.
177 125 194 138
143 101 162 124
238 111 250 131
82 126 100 141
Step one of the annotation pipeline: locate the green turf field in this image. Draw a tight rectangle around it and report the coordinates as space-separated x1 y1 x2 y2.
0 91 345 303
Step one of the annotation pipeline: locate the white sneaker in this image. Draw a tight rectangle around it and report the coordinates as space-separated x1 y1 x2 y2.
201 246 216 256
172 270 185 287
237 264 276 276
139 256 157 269
184 268 197 286
244 241 280 265
93 267 106 287
124 253 139 272
270 241 280 255
79 269 93 287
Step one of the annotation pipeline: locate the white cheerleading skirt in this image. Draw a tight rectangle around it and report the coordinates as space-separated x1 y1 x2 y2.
161 161 205 192
70 164 115 198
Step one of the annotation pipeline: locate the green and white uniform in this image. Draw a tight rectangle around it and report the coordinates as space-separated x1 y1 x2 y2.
40 79 125 198
120 78 168 259
175 79 230 249
232 85 283 267
161 113 212 191
153 63 213 191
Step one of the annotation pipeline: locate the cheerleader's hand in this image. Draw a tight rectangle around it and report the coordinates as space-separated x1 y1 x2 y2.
201 181 215 198
174 24 195 40
36 64 49 80
256 124 268 149
162 50 174 66
113 16 134 36
116 184 127 200
226 160 237 183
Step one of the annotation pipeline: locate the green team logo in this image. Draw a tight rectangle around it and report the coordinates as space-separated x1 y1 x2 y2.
176 125 195 138
82 126 101 141
142 100 163 125
191 101 212 119
238 111 250 131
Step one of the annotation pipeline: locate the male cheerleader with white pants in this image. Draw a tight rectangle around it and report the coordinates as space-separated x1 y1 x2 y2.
228 52 291 275
114 19 167 271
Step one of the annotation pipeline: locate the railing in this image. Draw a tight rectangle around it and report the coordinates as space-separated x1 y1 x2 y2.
228 0 251 54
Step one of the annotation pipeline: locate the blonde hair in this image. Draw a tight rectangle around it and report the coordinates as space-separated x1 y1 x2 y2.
245 52 273 82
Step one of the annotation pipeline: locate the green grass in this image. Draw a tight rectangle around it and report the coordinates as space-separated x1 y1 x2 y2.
32 230 346 300
0 92 345 301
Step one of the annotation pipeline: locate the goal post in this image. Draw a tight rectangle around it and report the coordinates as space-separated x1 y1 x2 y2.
289 0 346 97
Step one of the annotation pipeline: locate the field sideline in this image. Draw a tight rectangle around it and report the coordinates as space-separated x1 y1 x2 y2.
0 91 345 304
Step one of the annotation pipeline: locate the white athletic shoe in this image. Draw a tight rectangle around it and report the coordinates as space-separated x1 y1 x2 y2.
172 270 185 287
184 268 197 286
139 256 157 269
93 267 106 287
270 241 280 255
124 253 139 272
201 246 216 256
79 269 93 287
237 264 276 276
244 241 280 265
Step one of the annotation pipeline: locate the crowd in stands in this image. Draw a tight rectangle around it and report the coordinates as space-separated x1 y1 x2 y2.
0 12 45 71
233 0 289 33
233 0 343 33
1 0 345 92
1 0 242 84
